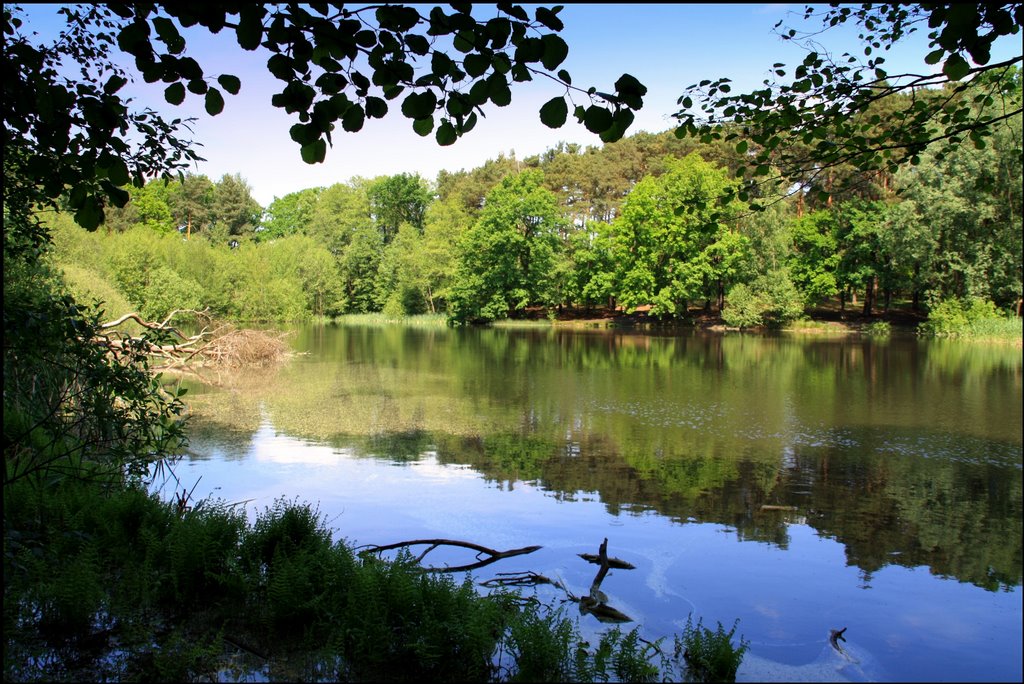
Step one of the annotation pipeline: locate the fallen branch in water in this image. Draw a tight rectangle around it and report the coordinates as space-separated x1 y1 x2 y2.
829 627 848 653
359 538 542 573
480 571 557 588
579 552 636 569
577 538 634 624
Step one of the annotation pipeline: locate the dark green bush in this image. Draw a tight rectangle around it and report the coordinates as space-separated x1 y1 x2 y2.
678 616 749 682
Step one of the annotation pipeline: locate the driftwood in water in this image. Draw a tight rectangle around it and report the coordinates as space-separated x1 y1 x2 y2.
760 504 799 512
577 538 634 624
479 571 556 588
578 552 636 569
361 536 634 623
360 538 542 573
829 627 848 653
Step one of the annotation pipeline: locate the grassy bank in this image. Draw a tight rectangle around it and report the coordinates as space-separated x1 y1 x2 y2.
4 473 745 682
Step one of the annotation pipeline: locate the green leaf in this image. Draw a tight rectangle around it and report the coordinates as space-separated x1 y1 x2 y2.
342 105 365 132
942 53 970 81
101 180 131 208
103 74 128 94
539 34 568 70
515 37 544 63
614 72 646 109
538 96 567 128
464 53 490 77
152 16 185 54
924 48 945 65
484 17 512 49
300 138 327 164
412 116 434 136
599 109 633 143
164 82 186 105
488 73 511 106
105 158 131 186
436 119 457 145
431 51 454 77
205 87 225 115
583 105 612 134
74 195 103 230
267 53 293 80
236 6 264 50
446 95 467 116
535 7 564 31
365 96 388 118
735 140 748 154
217 74 241 95
401 90 437 119
454 29 475 53
117 21 150 55
404 33 430 56
376 5 420 32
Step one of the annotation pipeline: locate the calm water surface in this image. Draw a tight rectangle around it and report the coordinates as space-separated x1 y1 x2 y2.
159 325 1022 682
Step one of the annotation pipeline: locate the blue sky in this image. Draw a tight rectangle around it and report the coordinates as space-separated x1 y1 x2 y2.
16 4 1020 205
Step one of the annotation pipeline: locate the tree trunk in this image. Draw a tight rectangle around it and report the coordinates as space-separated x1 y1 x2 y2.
862 276 875 317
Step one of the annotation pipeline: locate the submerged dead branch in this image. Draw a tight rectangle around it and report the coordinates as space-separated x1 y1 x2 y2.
578 552 636 569
577 538 634 623
359 538 542 573
479 571 557 588
830 627 848 654
360 536 634 623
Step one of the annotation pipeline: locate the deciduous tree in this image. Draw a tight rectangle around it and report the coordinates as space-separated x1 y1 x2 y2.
448 170 565 323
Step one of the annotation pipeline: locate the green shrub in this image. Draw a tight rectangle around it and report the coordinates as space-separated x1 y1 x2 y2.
922 296 1022 340
723 271 804 329
678 616 749 683
759 268 805 325
865 320 892 337
722 283 767 328
140 266 205 321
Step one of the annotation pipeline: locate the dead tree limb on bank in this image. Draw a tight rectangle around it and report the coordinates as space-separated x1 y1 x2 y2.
92 309 220 367
91 310 291 372
359 538 542 573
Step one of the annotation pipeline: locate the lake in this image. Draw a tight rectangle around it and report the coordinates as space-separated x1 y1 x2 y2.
156 324 1022 682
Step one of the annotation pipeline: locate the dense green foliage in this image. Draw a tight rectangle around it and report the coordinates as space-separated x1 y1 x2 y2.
43 111 1023 332
2 3 645 232
675 4 1023 204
